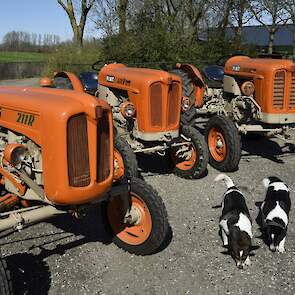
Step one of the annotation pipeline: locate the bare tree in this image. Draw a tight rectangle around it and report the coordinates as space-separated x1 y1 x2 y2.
250 0 288 54
230 0 252 41
117 0 129 34
282 0 295 57
183 0 210 43
92 0 129 36
57 0 95 47
217 0 235 35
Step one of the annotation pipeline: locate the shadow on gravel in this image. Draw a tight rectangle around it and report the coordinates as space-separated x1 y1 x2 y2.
1 205 112 257
48 204 113 249
241 135 289 163
254 201 270 248
136 153 208 178
6 253 51 295
137 153 172 175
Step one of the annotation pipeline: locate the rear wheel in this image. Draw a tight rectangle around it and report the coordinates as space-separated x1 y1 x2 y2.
105 178 168 255
0 256 13 295
114 136 138 179
205 115 241 171
170 69 196 126
170 126 208 179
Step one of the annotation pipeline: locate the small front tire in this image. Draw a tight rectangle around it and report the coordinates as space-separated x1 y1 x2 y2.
104 178 169 255
205 115 241 171
171 126 208 179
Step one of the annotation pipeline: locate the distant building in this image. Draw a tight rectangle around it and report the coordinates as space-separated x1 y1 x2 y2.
227 24 294 47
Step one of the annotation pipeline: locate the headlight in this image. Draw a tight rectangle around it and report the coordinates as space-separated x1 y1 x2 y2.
3 144 28 166
120 102 136 118
241 81 255 96
181 97 192 112
39 77 53 87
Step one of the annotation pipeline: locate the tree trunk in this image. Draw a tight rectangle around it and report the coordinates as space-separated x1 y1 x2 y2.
57 0 94 48
117 0 128 34
220 0 234 36
268 27 276 54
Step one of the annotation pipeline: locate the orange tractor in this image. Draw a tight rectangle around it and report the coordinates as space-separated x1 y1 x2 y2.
46 63 209 179
0 86 169 294
172 55 295 171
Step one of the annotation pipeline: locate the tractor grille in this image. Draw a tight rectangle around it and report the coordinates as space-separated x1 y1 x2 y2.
289 73 295 108
273 71 285 109
168 82 180 126
150 83 163 127
67 114 90 187
96 107 110 182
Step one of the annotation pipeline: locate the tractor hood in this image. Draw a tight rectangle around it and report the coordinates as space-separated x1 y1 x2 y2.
98 63 180 93
0 86 110 145
225 56 294 77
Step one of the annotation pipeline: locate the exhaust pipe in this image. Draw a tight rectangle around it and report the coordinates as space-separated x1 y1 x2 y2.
0 206 67 232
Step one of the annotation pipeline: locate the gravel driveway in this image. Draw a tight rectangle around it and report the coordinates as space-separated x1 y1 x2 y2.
0 79 294 295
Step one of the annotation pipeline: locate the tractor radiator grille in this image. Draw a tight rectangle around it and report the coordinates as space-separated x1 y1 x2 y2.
150 83 163 127
96 107 110 182
67 114 90 187
273 71 285 109
168 82 180 126
289 73 295 108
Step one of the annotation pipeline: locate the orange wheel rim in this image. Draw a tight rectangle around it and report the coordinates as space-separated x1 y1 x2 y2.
171 143 197 171
175 148 197 170
208 128 227 162
113 149 124 180
107 193 152 245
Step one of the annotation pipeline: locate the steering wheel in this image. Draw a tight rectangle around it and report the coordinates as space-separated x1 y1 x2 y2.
92 59 117 71
215 52 246 66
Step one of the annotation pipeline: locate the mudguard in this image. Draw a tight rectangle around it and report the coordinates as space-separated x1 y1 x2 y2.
176 63 205 107
54 71 84 92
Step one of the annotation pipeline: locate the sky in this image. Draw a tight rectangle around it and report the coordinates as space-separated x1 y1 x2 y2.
0 0 95 43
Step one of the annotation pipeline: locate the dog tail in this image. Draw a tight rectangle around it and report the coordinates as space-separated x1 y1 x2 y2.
214 173 235 188
262 178 270 188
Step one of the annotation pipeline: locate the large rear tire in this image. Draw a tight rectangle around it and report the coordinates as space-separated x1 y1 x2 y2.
205 115 241 172
114 136 138 179
171 126 208 179
104 178 168 255
0 256 13 295
170 69 196 126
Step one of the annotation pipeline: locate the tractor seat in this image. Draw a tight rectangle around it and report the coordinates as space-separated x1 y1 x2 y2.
202 65 224 88
78 72 98 95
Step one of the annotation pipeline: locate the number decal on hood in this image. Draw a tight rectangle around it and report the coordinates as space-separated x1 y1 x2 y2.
17 112 35 126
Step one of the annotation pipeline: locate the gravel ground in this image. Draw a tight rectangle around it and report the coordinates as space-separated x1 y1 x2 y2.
0 80 294 294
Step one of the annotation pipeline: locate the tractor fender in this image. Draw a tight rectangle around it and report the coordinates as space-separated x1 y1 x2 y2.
54 71 85 92
223 75 241 96
176 63 205 87
176 63 205 107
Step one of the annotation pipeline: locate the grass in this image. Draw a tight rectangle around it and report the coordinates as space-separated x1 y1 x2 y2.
0 51 47 63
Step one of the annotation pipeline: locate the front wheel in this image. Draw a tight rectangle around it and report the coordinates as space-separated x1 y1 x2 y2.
205 115 241 172
170 126 208 179
105 178 169 255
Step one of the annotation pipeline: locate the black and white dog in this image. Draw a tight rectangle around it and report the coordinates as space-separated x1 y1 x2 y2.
260 176 291 253
215 174 253 269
